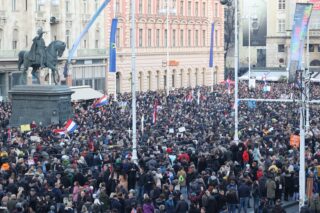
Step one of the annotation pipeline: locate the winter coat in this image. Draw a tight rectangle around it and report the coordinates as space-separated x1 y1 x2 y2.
175 200 189 213
143 202 155 213
266 179 276 199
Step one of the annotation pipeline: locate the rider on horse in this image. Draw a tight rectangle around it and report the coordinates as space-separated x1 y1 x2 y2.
28 27 46 68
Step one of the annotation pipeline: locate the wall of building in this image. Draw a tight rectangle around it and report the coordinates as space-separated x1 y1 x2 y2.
105 0 225 94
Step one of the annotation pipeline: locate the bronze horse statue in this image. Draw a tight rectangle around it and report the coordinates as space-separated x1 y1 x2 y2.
18 40 66 85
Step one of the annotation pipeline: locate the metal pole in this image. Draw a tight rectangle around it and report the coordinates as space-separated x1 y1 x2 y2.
234 0 239 143
166 0 170 95
306 27 310 131
299 70 306 209
248 0 251 79
131 0 138 163
114 0 117 101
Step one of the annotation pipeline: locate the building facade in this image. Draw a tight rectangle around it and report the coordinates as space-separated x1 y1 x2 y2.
266 0 320 68
0 0 107 100
105 0 225 94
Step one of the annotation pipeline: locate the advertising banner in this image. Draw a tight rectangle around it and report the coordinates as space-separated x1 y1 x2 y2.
288 3 313 83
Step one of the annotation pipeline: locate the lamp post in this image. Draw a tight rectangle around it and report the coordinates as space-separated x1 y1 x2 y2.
159 0 176 96
131 0 138 164
220 0 239 143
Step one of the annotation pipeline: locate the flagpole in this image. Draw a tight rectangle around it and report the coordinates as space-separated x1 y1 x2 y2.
131 0 138 164
306 26 310 131
166 0 170 96
234 0 239 143
113 1 117 101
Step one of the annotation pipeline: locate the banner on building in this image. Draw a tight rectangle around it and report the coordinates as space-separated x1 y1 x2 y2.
287 3 313 83
209 23 214 68
242 0 267 46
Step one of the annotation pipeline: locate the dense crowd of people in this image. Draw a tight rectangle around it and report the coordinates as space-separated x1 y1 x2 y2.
0 82 319 213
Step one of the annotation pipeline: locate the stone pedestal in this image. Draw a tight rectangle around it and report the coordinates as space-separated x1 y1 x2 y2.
9 85 74 127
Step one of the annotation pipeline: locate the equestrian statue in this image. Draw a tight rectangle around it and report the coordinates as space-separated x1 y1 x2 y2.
18 28 66 85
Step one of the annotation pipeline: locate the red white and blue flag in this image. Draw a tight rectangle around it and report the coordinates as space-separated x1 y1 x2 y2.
53 129 66 136
93 95 109 108
65 119 78 133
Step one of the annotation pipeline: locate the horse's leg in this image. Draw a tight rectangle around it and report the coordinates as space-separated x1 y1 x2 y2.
21 67 28 85
32 68 40 84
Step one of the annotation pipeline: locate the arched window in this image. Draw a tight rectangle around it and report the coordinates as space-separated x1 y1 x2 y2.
156 70 160 90
187 68 191 87
116 72 121 93
0 29 3 49
12 29 19 49
202 68 206 85
195 68 199 86
147 71 151 90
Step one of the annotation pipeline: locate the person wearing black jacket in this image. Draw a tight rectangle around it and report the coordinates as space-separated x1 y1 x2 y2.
252 180 261 213
238 180 251 213
175 195 189 213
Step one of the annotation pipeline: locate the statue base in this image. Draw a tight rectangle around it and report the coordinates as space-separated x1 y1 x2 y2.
9 85 74 127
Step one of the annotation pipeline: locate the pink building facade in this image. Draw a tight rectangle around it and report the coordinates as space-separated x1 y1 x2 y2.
105 0 225 93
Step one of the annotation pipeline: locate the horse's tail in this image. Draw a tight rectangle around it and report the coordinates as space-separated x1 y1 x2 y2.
18 51 26 71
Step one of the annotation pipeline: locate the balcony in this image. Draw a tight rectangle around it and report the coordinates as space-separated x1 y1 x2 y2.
0 10 6 24
66 13 73 20
36 11 46 22
76 49 107 57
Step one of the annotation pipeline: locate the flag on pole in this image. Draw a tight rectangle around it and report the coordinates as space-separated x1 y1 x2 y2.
63 0 111 77
109 18 118 73
64 119 78 133
93 95 109 108
209 23 214 67
153 100 158 124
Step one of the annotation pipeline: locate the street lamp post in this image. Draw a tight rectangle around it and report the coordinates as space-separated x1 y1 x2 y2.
220 0 239 143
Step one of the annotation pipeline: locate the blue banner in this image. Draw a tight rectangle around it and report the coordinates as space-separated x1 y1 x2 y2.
109 18 118 73
288 3 313 83
64 0 111 77
209 23 214 68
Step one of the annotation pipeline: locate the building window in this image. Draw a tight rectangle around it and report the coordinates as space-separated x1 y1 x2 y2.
156 0 160 14
148 29 152 47
309 44 315 52
83 40 87 48
116 28 120 47
195 30 198 46
188 29 191 46
180 29 184 47
148 0 152 14
164 29 167 47
12 0 17 11
12 29 18 49
95 0 99 10
277 19 285 33
65 0 70 13
83 0 88 14
180 1 184 15
188 1 191 16
215 2 218 17
278 44 285 52
172 29 176 47
215 29 218 46
202 30 206 46
66 30 70 48
202 2 206 16
156 29 160 47
139 0 143 14
195 2 198 16
278 0 285 10
116 0 120 13
139 29 143 47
